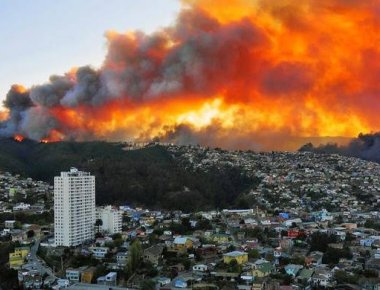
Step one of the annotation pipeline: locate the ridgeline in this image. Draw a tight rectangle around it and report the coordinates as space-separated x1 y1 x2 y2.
0 139 253 211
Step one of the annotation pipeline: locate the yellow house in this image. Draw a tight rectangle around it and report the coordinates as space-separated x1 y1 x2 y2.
223 251 248 265
9 247 30 269
251 262 274 277
9 252 24 269
211 234 230 244
15 247 30 258
81 267 96 283
173 237 193 252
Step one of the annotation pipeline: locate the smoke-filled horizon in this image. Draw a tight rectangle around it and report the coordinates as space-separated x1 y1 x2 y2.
2 0 380 151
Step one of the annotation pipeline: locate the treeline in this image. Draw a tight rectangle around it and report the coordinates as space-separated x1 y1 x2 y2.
0 139 258 211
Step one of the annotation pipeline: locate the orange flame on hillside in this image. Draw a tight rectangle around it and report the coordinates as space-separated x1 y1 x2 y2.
14 135 24 142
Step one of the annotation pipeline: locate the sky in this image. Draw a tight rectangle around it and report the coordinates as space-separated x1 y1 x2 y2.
0 0 180 103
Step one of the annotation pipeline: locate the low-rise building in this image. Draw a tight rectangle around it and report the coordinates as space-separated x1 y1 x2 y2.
223 251 248 265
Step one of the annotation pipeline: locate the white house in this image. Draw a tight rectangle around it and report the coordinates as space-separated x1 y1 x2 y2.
193 264 208 273
90 247 109 259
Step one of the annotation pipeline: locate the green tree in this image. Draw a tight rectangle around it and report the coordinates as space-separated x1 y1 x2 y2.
227 259 242 273
125 240 143 278
334 270 358 284
248 249 260 259
309 232 337 252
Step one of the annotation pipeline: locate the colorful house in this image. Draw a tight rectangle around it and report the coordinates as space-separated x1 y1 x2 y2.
252 262 274 277
9 252 24 269
173 237 193 251
285 264 303 277
223 251 248 265
81 267 96 283
211 234 231 244
9 247 30 269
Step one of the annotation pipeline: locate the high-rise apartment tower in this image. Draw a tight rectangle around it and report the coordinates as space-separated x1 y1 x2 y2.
54 167 95 247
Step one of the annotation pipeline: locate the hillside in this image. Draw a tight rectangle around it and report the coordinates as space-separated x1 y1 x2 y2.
1 139 379 212
0 139 254 211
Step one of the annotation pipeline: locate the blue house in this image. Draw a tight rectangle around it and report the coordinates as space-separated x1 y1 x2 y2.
360 239 374 247
174 278 187 288
285 264 303 277
279 212 289 219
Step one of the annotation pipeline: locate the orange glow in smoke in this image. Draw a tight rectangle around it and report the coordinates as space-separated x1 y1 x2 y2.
5 0 380 150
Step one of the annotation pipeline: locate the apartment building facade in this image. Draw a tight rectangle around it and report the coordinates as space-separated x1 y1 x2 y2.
54 167 95 246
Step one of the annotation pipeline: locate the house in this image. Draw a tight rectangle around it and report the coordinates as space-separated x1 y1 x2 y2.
143 245 163 266
173 237 193 251
4 220 16 229
9 247 30 269
11 230 26 242
251 259 274 278
174 278 187 288
287 229 301 238
240 272 255 283
116 252 128 266
193 264 208 273
9 252 24 269
360 239 374 247
57 279 70 288
284 264 303 277
297 268 314 284
81 267 96 283
66 267 87 282
312 268 332 287
13 203 30 211
19 270 43 289
305 251 323 266
211 233 231 244
157 277 171 287
89 247 109 259
283 218 302 227
97 272 117 286
223 251 248 265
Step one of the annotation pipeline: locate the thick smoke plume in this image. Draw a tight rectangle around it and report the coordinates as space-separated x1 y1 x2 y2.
300 132 380 163
2 0 380 150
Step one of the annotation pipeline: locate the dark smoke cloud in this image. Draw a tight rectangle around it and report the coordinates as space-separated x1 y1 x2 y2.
299 132 380 163
3 85 32 110
60 66 104 107
0 7 267 141
0 85 33 136
30 75 73 107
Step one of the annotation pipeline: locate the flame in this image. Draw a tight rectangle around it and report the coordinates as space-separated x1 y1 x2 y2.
14 135 24 142
5 0 380 150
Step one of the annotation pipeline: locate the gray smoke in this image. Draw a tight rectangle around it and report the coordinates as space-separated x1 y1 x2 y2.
30 75 73 107
0 85 33 136
299 132 380 163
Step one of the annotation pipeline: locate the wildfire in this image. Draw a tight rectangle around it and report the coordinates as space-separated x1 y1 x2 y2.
3 0 380 150
14 135 24 142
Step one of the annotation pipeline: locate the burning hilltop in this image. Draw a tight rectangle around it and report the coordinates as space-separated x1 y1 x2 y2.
2 0 380 150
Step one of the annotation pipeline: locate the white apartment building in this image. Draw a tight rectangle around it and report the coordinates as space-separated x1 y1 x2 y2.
54 167 95 247
96 206 123 234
